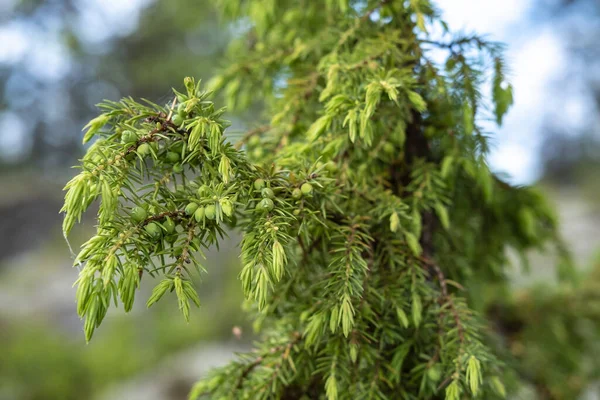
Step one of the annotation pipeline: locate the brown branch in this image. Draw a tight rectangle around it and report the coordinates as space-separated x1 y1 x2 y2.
432 263 465 344
234 124 271 150
104 210 185 263
236 357 264 391
142 210 185 225
437 374 456 392
260 332 302 395
414 253 466 346
235 332 302 391
275 72 320 152
336 0 391 49
175 224 196 273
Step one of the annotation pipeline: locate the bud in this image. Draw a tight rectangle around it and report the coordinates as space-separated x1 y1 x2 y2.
184 76 195 95
390 212 400 232
272 240 286 280
82 114 110 144
220 199 234 217
350 344 358 363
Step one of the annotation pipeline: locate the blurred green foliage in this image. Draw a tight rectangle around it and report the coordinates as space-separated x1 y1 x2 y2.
0 277 247 400
0 221 248 400
487 253 600 398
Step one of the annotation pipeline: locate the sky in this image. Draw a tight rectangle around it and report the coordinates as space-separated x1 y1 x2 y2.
0 0 587 184
439 0 568 183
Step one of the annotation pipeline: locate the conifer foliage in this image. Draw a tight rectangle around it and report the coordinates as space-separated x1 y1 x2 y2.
61 1 592 399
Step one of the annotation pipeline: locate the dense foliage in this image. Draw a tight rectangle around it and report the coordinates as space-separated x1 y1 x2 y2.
61 1 598 399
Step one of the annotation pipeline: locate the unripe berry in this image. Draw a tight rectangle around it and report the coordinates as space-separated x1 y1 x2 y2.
131 206 147 223
172 114 184 126
258 198 274 212
172 163 183 173
194 206 205 222
205 204 216 220
163 217 176 234
137 143 151 156
145 222 162 239
248 135 260 146
185 202 199 216
301 182 313 196
177 103 187 115
165 234 178 244
166 151 180 163
254 179 265 190
252 148 264 159
197 185 210 197
261 187 274 199
383 142 394 154
293 209 300 216
121 130 137 143
171 141 184 152
292 188 302 199
427 365 442 382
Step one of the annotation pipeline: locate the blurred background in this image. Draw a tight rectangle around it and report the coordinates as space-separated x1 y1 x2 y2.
0 0 599 399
